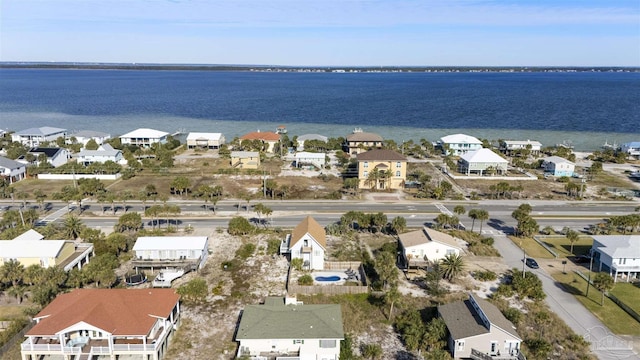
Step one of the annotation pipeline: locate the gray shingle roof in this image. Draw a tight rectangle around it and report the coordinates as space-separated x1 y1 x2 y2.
438 294 520 341
356 149 406 161
0 156 25 170
236 299 343 340
15 127 66 136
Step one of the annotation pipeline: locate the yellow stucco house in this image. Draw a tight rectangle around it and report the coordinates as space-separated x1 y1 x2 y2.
0 230 93 270
230 151 261 170
356 149 407 190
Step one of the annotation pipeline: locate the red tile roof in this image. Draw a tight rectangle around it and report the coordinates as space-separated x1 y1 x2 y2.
27 289 179 336
240 131 280 141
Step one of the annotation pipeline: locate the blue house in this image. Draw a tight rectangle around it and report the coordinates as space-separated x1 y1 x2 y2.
542 156 575 177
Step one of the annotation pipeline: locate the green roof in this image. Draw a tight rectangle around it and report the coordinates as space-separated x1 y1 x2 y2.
236 299 344 340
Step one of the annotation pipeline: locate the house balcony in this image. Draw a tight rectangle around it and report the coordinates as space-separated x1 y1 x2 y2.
131 257 200 272
301 247 312 253
470 348 525 360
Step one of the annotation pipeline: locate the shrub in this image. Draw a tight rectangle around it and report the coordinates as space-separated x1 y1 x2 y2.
480 237 494 246
502 307 522 324
228 216 254 235
177 278 208 304
267 238 281 255
236 243 256 259
298 274 314 285
291 258 303 271
473 270 497 281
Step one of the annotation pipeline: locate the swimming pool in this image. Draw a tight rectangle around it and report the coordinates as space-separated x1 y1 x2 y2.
312 271 347 284
315 275 341 282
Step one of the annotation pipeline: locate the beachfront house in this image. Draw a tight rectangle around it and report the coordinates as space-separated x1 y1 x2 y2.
76 144 123 165
68 130 111 146
120 128 169 148
591 235 640 283
439 294 523 359
356 149 407 190
457 148 509 176
398 227 464 268
345 130 383 156
294 151 326 169
235 296 343 360
620 142 640 159
21 288 180 360
230 151 260 169
0 230 93 271
240 131 280 153
499 139 542 156
186 132 225 149
11 127 67 147
542 156 575 177
19 147 69 168
438 134 483 156
132 236 209 273
297 134 328 151
280 216 326 270
0 156 27 183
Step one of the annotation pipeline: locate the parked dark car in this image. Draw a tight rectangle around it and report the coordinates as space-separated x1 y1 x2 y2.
525 258 539 269
572 255 591 264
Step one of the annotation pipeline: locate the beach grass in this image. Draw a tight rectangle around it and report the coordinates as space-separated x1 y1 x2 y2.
0 305 27 320
553 272 640 336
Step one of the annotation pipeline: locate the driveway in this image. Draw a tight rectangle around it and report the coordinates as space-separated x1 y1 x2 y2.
491 232 639 360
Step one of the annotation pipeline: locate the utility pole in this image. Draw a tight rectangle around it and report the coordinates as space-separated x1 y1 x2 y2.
586 255 594 296
522 244 526 279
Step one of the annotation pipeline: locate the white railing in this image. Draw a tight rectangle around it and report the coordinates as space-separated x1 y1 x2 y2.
21 343 63 351
113 343 155 352
62 346 82 355
91 346 112 354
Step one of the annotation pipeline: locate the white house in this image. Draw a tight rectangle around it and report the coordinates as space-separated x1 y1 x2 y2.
591 235 640 283
68 130 111 146
439 294 522 359
620 142 640 158
12 127 67 147
438 134 483 155
76 144 123 165
398 227 463 268
297 134 328 151
542 156 575 177
280 216 326 270
0 156 27 183
235 296 343 360
19 147 69 168
132 236 209 271
21 289 180 360
500 140 542 155
186 132 225 149
457 148 509 176
120 128 169 147
294 152 326 169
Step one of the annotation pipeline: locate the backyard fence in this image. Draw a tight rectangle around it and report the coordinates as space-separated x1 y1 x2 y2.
574 270 640 323
0 321 34 359
286 261 369 296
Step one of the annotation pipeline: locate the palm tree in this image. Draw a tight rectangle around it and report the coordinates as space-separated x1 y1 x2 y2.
593 272 614 306
468 209 479 232
0 259 25 288
63 215 85 240
476 209 490 233
385 285 401 320
565 228 580 254
453 205 465 229
435 213 450 229
440 253 465 281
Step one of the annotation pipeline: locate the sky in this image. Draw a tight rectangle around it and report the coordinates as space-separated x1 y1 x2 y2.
1 0 639 67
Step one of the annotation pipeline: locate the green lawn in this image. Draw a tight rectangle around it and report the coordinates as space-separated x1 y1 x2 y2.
508 236 555 259
553 272 640 335
541 236 594 257
609 282 640 315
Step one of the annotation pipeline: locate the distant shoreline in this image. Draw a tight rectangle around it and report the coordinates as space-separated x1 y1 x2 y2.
1 62 639 73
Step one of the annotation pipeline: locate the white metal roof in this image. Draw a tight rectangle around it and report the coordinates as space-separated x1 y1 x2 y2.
120 128 169 139
186 132 223 141
439 133 482 145
132 236 208 251
15 127 67 136
295 152 325 159
543 156 574 165
503 140 542 147
13 229 45 241
231 151 259 157
592 235 640 259
460 148 508 163
0 240 67 258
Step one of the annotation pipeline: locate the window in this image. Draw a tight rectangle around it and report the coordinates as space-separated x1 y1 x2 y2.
319 340 336 348
396 161 401 168
395 171 401 177
457 341 465 351
363 170 368 177
363 162 369 168
293 339 304 344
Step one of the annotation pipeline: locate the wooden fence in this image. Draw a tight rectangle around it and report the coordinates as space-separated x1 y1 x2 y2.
0 321 34 359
